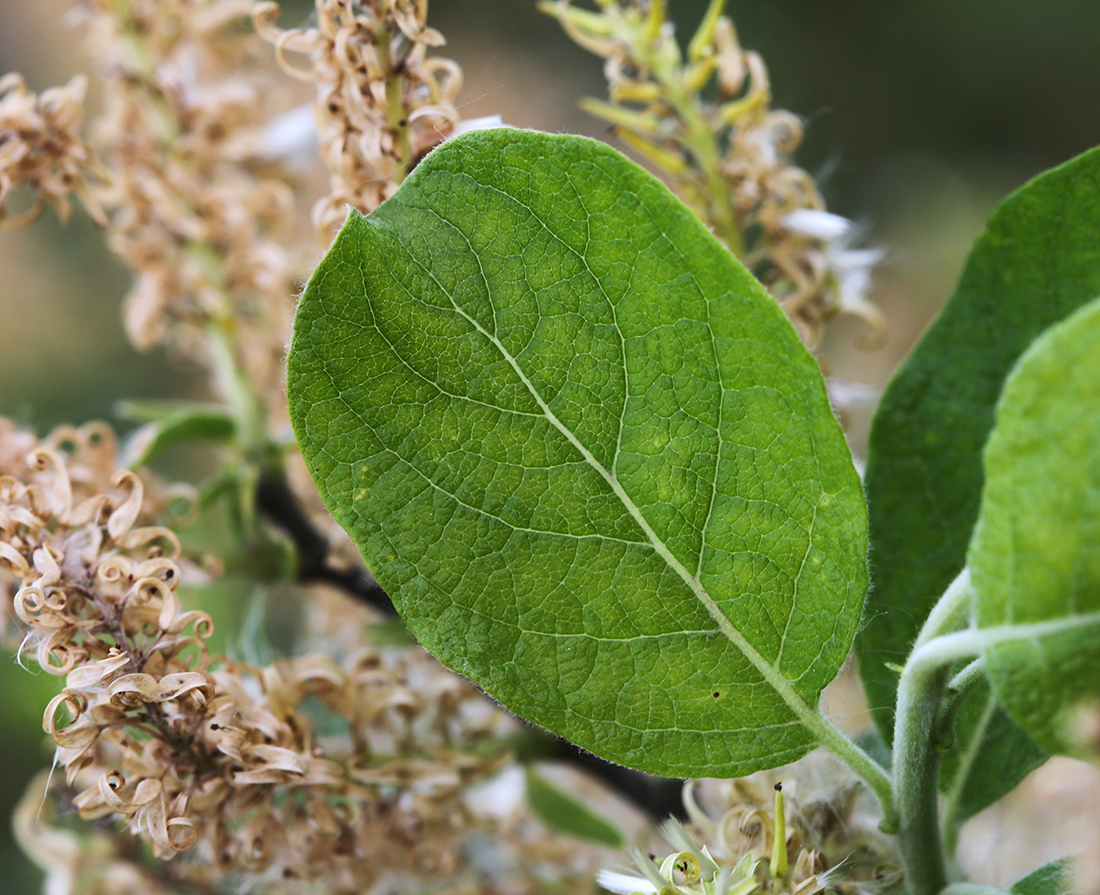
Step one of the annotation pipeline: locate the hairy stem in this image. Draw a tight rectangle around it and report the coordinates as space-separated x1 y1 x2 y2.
893 568 975 895
945 656 987 706
895 661 951 895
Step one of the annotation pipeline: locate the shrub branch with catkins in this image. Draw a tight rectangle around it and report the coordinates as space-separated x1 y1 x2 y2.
541 0 885 346
0 2 896 894
0 422 560 890
253 0 463 234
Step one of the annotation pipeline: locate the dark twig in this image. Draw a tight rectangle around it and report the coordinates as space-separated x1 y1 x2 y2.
256 472 395 615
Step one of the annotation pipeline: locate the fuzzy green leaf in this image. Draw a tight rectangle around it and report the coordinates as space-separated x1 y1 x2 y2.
121 406 237 467
970 297 1100 758
288 129 867 777
1009 860 1071 895
525 769 624 846
858 147 1100 815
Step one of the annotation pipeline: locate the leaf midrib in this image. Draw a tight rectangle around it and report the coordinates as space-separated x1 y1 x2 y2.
377 206 825 732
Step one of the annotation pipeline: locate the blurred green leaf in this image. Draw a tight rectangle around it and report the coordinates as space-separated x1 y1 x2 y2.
1010 859 1071 895
525 769 624 847
859 145 1100 817
121 405 236 467
116 398 228 424
970 298 1100 759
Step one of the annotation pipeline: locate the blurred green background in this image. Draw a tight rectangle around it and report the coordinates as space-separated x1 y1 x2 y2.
3 1 1100 891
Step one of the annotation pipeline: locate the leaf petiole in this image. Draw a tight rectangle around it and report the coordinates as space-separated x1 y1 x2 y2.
908 610 1100 677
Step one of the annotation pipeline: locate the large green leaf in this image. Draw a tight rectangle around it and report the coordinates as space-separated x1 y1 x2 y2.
970 297 1100 758
288 129 867 777
859 146 1100 815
